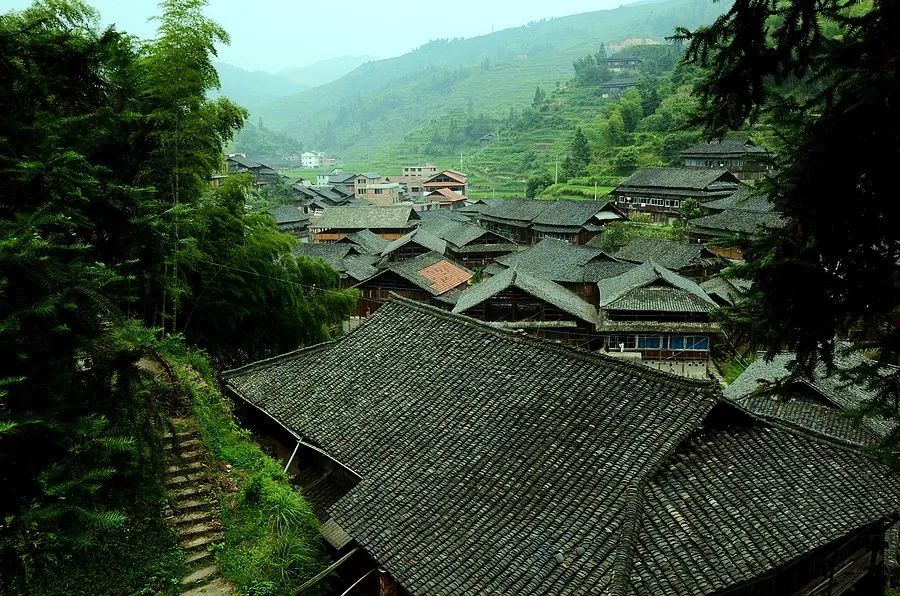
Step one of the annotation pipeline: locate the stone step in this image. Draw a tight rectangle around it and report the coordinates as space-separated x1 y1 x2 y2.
173 499 215 514
184 549 215 567
181 532 224 551
170 486 212 500
163 430 196 440
171 449 206 464
166 461 205 475
165 437 201 451
166 472 206 488
178 522 222 541
182 565 219 586
171 510 216 526
180 577 234 596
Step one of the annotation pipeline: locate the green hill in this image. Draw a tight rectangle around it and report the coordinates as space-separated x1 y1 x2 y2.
254 0 728 161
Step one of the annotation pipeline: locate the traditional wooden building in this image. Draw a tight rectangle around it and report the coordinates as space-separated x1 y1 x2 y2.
267 205 309 240
609 236 723 281
611 167 740 221
352 251 472 316
378 228 447 264
598 77 636 98
424 187 467 208
452 267 598 345
689 186 786 259
310 205 420 243
335 229 391 255
422 169 467 196
470 198 625 245
680 136 772 180
491 238 634 304
224 297 900 596
596 260 720 378
225 155 278 187
418 216 517 269
601 56 642 71
293 243 378 288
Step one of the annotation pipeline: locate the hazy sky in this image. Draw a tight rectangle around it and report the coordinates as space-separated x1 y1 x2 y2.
2 0 629 72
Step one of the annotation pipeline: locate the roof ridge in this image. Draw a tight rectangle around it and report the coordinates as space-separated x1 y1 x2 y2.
386 294 718 390
222 341 339 379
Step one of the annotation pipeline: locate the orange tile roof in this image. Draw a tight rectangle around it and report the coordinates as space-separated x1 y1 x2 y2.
427 188 466 203
424 170 467 184
417 260 473 294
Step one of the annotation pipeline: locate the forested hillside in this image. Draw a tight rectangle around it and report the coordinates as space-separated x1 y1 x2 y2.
254 0 729 160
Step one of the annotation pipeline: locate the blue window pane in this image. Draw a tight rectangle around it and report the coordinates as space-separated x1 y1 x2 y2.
638 336 661 349
686 336 710 350
669 336 685 350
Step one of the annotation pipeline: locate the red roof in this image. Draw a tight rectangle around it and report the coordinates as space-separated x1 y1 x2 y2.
418 260 472 294
427 188 466 203
424 170 467 185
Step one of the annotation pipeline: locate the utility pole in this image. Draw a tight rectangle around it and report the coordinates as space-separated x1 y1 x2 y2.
555 159 559 184
460 151 463 171
594 181 598 200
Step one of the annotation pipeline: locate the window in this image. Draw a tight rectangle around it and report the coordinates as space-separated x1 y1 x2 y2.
668 336 685 350
685 336 710 350
374 188 384 194
672 200 681 209
606 335 636 350
637 335 662 349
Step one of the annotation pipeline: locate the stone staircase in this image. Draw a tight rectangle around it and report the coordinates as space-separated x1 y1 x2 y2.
164 420 234 596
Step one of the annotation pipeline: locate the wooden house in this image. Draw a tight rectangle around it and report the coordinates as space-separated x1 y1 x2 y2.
267 205 310 240
425 188 467 208
596 260 720 378
378 228 448 264
680 136 772 180
611 167 740 221
689 186 786 259
607 236 723 281
452 268 598 345
224 297 900 596
418 216 517 269
310 205 420 243
470 198 625 245
598 77 636 98
491 238 634 304
601 56 642 71
293 243 378 289
352 251 472 316
422 169 467 196
225 155 279 187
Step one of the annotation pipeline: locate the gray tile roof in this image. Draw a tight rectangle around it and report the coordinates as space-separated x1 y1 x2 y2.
701 185 775 212
496 238 633 283
700 274 751 306
597 261 718 312
477 198 622 229
418 218 514 249
267 205 309 225
690 209 786 235
613 237 711 271
452 267 599 326
614 168 740 193
364 251 473 297
313 206 418 230
224 299 900 595
294 243 378 282
724 351 896 445
381 228 447 257
679 137 769 157
339 230 391 255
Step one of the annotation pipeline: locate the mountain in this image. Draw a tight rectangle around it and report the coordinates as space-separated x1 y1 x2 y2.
212 62 308 110
278 55 378 88
252 0 729 161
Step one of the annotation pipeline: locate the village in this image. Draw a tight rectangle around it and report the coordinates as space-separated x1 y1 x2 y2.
216 141 899 594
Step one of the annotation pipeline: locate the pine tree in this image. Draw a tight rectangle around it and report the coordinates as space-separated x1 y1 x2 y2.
532 86 546 107
570 127 592 172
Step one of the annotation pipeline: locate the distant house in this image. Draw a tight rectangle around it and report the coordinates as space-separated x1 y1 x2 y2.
422 169 468 196
492 238 634 304
384 175 426 199
267 205 310 240
680 137 771 180
402 163 438 178
378 228 448 264
225 155 279 187
335 229 391 256
601 56 642 72
598 77 636 98
419 216 517 269
610 236 723 281
310 205 420 243
300 151 334 169
596 260 720 378
452 267 599 345
469 198 625 245
425 188 467 208
689 186 786 259
317 171 355 188
225 297 900 596
700 274 751 307
294 243 379 288
353 251 472 315
611 167 740 221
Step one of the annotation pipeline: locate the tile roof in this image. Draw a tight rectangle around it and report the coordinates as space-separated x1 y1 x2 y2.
267 205 309 225
367 251 473 297
679 136 769 157
701 185 775 212
313 206 418 230
496 238 633 283
224 298 719 595
427 188 467 203
614 168 740 192
339 230 391 255
690 209 786 235
724 351 897 445
424 169 467 184
700 274 751 306
452 267 599 326
294 243 378 282
380 228 447 257
418 218 513 250
612 237 710 271
597 261 718 312
224 300 900 594
476 198 622 229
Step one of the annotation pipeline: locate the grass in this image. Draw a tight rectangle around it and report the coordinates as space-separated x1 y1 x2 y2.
161 340 328 596
719 354 756 385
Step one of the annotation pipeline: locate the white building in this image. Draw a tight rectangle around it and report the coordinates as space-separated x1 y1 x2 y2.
301 151 334 168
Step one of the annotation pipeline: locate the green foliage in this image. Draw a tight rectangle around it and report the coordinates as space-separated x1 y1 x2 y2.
614 146 640 174
679 0 900 455
594 219 685 252
233 119 303 159
532 86 546 107
165 346 326 595
526 173 554 198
